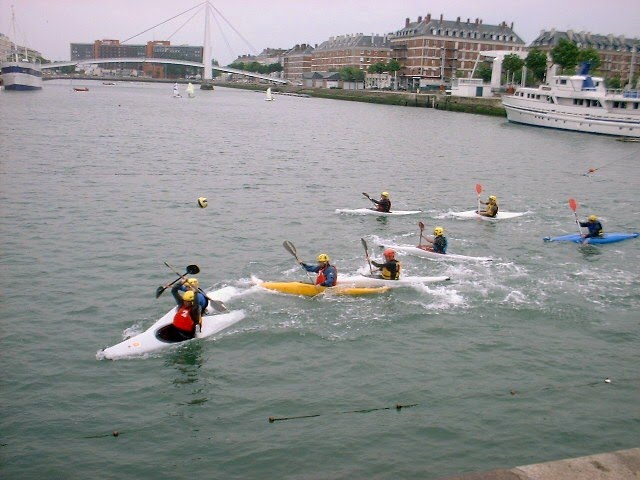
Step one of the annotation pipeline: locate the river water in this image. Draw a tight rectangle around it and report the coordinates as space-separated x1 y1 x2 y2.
1 80 639 479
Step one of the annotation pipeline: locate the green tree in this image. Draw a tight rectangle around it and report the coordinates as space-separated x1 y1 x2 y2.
339 66 364 82
502 54 524 84
476 62 492 82
577 47 601 71
551 38 579 72
525 49 548 84
368 62 387 74
606 75 622 89
387 59 402 72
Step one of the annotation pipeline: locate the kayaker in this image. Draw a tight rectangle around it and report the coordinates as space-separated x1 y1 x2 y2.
420 226 448 254
169 284 202 340
579 214 604 238
372 248 401 280
299 253 337 286
365 191 391 212
478 195 499 217
180 277 209 312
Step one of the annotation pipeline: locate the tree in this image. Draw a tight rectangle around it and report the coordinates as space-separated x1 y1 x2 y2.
551 38 579 72
476 62 492 82
577 47 601 71
525 49 548 84
387 59 401 72
502 54 524 84
339 66 364 82
606 75 622 89
368 62 387 74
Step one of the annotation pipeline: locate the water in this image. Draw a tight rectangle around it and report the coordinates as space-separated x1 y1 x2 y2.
1 80 639 479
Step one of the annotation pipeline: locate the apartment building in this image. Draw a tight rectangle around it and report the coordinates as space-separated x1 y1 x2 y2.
389 14 525 89
311 34 391 72
283 43 314 82
530 29 639 83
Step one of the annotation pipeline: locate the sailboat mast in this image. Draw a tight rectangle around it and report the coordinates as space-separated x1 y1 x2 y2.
11 5 19 62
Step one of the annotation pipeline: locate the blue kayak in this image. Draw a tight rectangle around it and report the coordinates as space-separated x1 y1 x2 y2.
543 232 639 244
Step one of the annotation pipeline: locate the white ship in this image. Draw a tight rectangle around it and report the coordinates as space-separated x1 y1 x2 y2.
502 63 639 138
0 7 42 91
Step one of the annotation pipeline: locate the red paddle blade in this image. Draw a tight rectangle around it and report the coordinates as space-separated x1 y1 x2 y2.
568 198 578 212
475 183 482 194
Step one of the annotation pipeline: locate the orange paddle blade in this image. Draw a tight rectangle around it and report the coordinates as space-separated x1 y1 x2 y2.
568 198 578 212
475 183 482 194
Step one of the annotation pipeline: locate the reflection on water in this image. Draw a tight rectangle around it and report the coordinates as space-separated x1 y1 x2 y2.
579 244 604 260
167 342 203 384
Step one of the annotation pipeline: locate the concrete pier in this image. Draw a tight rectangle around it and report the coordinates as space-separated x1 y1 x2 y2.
440 448 640 480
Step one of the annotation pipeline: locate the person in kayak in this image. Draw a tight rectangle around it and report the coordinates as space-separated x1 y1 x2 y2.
420 226 448 254
180 277 209 312
579 214 604 238
372 248 401 280
365 191 391 212
299 253 337 286
478 195 499 217
169 284 202 340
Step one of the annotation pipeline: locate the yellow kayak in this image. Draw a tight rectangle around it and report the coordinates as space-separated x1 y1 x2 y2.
260 281 390 297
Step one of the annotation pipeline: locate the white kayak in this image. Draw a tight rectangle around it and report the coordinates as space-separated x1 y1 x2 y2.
335 208 421 216
98 288 245 360
382 244 492 263
338 274 450 287
450 210 526 220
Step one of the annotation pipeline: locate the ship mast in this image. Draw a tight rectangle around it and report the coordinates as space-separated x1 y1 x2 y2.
201 1 214 89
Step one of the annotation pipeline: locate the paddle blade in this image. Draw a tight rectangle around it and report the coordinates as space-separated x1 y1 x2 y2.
475 183 482 195
362 192 370 199
418 221 425 231
186 264 200 275
283 240 297 258
361 238 369 256
209 299 227 312
155 286 166 298
568 198 578 212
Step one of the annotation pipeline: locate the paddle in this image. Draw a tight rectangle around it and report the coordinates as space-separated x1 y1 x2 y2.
361 238 373 274
475 183 482 213
163 262 228 312
568 198 583 236
283 240 315 284
418 221 425 247
362 192 377 207
156 264 200 298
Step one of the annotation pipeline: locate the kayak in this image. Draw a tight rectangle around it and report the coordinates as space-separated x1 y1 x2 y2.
382 244 492 262
335 208 421 216
98 287 244 360
450 210 526 220
258 281 390 297
543 232 639 244
338 274 451 287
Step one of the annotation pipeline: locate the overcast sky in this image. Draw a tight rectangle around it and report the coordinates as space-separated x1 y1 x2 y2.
2 0 639 65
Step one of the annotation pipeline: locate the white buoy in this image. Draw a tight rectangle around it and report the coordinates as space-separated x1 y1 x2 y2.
197 197 208 208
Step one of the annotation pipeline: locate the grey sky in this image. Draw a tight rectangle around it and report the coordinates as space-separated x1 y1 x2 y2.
2 0 639 65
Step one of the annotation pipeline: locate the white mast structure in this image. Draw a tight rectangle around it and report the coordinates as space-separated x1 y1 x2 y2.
200 1 214 90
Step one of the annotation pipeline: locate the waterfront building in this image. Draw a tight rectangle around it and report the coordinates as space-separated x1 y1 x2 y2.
283 43 314 82
529 29 639 86
69 39 203 78
311 34 391 73
389 14 525 90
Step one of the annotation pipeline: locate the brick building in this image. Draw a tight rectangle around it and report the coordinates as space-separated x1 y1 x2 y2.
530 29 639 84
389 13 525 89
311 34 391 72
283 43 314 82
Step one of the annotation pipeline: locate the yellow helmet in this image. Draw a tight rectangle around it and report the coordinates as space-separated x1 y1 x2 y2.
182 291 195 302
434 226 444 236
588 214 597 221
489 195 497 202
317 253 330 263
186 278 199 287
381 191 389 198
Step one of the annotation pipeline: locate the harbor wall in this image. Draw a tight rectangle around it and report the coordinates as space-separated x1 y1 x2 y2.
439 447 640 480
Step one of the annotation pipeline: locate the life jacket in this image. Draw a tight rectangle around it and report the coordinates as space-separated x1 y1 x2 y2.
588 221 603 236
380 260 401 280
433 236 448 254
316 265 337 286
173 305 196 333
487 202 498 217
377 199 391 212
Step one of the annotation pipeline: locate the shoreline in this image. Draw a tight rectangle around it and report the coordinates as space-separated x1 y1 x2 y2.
43 75 507 116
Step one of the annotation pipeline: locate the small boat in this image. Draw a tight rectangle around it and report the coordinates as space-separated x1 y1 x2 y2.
543 232 639 244
338 274 450 288
450 210 526 220
73 87 89 92
102 81 115 86
186 82 195 98
265 87 274 101
258 281 389 297
502 62 640 138
335 208 421 216
381 244 492 263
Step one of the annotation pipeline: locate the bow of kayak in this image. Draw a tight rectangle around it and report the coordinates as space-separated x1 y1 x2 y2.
335 208 421 216
383 244 492 262
450 210 526 220
338 274 450 287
